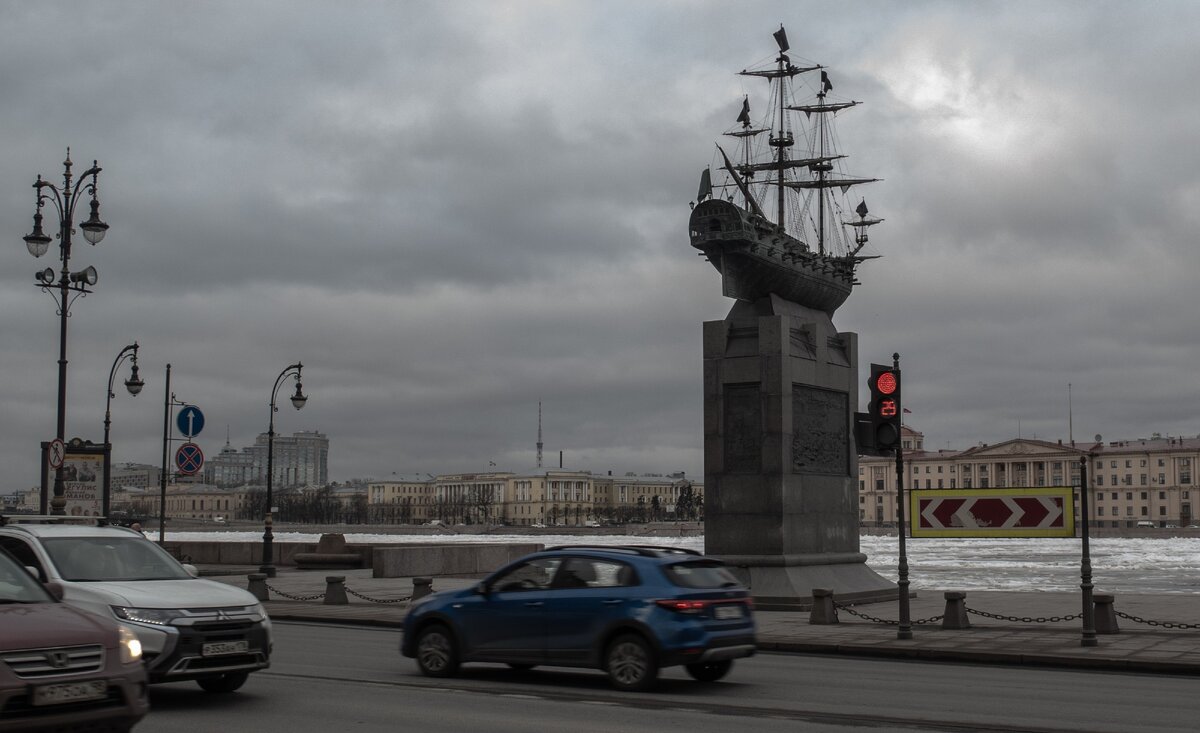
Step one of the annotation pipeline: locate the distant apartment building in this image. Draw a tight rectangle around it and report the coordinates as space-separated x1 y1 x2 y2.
204 431 329 489
859 427 1196 528
111 463 161 491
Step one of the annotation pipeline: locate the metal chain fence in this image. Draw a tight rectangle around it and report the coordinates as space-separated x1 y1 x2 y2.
1114 611 1200 630
264 583 325 602
833 601 944 626
263 582 413 605
965 607 1081 624
345 587 412 604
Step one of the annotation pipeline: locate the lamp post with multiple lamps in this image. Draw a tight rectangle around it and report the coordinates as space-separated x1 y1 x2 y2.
260 363 307 577
102 343 144 517
22 150 109 515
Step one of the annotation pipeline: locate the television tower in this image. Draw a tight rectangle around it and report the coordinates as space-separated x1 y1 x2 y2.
537 401 544 469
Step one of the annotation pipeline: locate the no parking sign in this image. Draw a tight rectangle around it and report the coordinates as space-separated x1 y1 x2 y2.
175 442 204 475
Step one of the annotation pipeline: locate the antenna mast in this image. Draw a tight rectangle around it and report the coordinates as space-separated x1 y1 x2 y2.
537 401 544 469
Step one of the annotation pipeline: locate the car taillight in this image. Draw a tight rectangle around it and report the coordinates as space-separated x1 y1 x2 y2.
655 599 710 613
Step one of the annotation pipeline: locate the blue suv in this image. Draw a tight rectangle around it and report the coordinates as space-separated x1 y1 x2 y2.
400 545 756 691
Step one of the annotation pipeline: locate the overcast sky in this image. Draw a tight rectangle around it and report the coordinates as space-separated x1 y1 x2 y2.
4 1 1199 488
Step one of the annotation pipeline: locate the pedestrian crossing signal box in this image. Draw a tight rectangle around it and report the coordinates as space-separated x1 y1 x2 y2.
856 363 902 456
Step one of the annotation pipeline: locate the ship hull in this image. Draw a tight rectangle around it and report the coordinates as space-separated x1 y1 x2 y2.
689 199 853 314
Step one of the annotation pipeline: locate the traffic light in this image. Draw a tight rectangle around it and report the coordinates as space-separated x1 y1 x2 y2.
868 363 902 452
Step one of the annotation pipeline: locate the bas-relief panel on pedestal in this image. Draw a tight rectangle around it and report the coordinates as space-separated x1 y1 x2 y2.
723 384 761 474
792 385 849 476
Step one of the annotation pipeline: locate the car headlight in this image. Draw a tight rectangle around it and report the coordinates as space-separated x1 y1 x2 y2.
113 606 183 626
118 625 143 664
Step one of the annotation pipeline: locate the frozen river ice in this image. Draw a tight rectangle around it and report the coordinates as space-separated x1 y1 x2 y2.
168 531 1200 594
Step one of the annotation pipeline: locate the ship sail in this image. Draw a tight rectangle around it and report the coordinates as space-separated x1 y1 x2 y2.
687 25 883 315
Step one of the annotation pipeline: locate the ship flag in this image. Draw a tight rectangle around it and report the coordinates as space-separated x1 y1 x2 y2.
697 167 712 202
821 70 833 92
736 97 751 126
856 199 869 218
773 25 789 53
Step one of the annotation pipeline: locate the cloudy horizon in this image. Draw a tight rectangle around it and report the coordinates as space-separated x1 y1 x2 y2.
4 1 1200 489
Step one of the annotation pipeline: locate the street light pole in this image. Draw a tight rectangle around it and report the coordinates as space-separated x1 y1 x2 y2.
23 151 109 515
103 342 144 517
260 363 308 577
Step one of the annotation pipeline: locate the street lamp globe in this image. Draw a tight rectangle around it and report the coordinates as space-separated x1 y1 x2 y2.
24 210 52 258
290 382 308 410
125 364 144 396
80 197 108 245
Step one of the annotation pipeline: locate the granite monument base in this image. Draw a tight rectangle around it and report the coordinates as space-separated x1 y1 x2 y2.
714 551 901 611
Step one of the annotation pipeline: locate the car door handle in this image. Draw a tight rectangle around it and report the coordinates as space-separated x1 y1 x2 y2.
602 599 624 605
524 601 544 607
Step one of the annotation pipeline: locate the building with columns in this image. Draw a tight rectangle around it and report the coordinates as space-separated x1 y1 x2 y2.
367 469 698 526
859 427 1197 528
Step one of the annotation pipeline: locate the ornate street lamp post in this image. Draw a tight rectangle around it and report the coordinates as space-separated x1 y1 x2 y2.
103 343 144 517
22 150 109 515
260 363 307 577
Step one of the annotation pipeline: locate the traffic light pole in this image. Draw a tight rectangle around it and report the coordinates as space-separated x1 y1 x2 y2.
1079 456 1097 646
891 353 911 639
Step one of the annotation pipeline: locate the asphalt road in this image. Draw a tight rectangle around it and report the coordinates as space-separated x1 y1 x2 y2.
135 621 1197 733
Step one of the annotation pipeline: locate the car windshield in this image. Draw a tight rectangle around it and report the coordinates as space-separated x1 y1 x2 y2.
41 536 193 582
662 560 742 589
0 550 52 603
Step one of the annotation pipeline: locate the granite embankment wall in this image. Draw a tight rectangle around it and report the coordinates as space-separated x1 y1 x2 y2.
162 539 543 578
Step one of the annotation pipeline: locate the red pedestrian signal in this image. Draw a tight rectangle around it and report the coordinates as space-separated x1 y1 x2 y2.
868 364 902 452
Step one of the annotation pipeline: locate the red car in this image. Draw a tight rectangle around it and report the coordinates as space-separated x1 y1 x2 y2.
0 546 149 732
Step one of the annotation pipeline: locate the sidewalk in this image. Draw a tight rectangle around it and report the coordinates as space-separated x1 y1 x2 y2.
204 566 1200 675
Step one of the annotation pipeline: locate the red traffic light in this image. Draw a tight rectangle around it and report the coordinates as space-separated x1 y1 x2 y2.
875 371 897 395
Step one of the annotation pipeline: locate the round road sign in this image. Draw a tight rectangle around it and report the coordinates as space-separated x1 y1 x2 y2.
48 439 66 469
175 442 205 475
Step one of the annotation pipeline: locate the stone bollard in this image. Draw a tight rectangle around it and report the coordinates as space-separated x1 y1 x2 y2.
248 573 269 602
809 588 838 624
941 591 970 629
1093 593 1119 634
412 577 433 601
324 576 349 605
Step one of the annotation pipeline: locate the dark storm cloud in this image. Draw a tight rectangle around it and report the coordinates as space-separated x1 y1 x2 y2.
3 1 1200 491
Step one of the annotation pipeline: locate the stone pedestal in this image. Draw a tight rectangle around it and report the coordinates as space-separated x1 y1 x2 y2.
703 294 897 610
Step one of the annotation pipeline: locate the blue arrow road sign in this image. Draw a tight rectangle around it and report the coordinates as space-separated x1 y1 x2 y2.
175 442 204 475
177 405 205 438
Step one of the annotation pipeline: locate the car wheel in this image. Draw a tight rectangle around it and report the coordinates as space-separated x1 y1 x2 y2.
415 623 459 677
506 663 536 671
685 659 733 682
197 672 249 693
605 633 658 692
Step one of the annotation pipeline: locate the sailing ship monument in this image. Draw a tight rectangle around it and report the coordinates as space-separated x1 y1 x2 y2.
689 25 882 313
694 26 897 608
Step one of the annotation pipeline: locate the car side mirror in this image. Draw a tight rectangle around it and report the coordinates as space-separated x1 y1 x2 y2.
43 581 65 601
182 563 199 578
475 582 490 596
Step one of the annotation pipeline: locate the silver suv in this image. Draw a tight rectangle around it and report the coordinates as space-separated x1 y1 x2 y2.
0 519 270 693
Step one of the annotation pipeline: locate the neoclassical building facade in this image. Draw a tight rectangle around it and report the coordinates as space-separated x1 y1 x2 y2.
859 427 1197 528
367 469 698 526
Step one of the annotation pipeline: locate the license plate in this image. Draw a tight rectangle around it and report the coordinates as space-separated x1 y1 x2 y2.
713 605 743 620
202 640 249 657
32 680 108 706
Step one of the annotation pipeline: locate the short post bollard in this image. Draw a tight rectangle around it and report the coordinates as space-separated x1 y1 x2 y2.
1093 593 1119 634
247 573 269 602
809 588 838 624
941 591 970 629
324 576 348 605
412 577 433 601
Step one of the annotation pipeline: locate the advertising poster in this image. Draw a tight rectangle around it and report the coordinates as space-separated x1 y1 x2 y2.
62 453 104 517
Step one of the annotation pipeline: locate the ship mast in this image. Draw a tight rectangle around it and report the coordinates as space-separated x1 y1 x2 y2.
772 29 791 233
817 83 827 254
